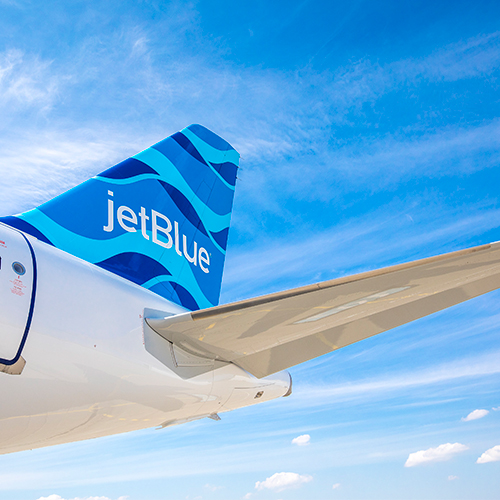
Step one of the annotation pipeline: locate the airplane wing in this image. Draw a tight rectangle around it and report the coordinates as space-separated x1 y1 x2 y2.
146 241 500 378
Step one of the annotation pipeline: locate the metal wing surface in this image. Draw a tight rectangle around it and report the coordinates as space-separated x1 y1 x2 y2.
146 242 500 378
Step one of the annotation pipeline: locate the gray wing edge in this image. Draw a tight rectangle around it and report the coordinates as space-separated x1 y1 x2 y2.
145 242 500 378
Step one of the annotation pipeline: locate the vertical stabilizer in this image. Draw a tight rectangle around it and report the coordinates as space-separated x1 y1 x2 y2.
1 125 239 310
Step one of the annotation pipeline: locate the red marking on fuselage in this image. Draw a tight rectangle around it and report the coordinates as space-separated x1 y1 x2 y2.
10 278 26 297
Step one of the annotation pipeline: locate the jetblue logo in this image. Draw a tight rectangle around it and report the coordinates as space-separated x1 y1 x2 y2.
103 191 210 273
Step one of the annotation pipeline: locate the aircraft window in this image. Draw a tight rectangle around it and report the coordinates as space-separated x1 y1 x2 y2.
12 262 26 276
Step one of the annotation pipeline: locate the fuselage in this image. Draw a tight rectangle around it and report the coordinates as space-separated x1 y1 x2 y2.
0 222 290 454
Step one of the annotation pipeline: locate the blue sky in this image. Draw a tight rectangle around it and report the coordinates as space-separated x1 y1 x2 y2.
1 0 500 499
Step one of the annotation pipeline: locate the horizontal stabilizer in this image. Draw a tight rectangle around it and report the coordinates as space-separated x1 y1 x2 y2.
146 242 500 378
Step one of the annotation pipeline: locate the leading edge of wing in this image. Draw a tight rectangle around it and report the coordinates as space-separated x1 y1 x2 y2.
146 241 500 378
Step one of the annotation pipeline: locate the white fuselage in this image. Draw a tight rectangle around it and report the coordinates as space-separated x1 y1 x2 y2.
0 223 290 454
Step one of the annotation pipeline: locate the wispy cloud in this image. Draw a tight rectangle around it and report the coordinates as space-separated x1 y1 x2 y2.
204 483 223 491
447 475 458 481
461 409 489 422
232 31 500 203
0 49 59 114
35 496 128 500
476 445 500 464
0 127 153 215
1 27 499 212
404 443 469 467
409 31 500 82
332 482 341 489
0 24 498 257
307 120 500 192
292 350 500 407
0 0 23 6
234 117 500 231
255 472 313 491
325 31 500 113
223 200 500 301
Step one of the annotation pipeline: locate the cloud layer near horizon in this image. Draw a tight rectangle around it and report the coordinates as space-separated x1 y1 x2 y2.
36 496 128 500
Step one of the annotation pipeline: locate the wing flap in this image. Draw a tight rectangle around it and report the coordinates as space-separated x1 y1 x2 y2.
146 242 500 378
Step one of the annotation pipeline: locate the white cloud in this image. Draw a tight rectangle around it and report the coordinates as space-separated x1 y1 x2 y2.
448 475 458 481
291 434 310 446
223 197 500 302
332 483 341 489
462 409 489 421
404 443 469 467
476 445 500 464
255 472 313 492
493 406 500 411
243 494 252 499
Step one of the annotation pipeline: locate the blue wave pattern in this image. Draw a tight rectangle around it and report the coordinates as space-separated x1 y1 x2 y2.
0 125 239 310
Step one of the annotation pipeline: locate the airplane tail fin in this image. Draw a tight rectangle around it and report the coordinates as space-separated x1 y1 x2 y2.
0 125 239 310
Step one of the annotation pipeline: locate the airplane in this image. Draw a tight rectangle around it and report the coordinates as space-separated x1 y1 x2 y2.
1 124 500 455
